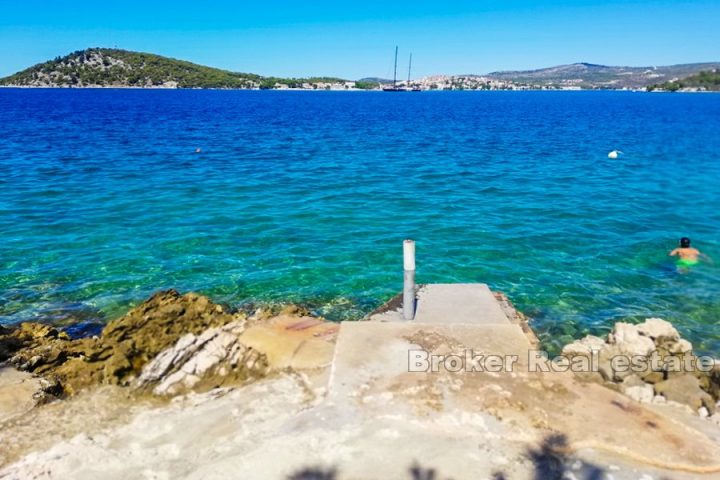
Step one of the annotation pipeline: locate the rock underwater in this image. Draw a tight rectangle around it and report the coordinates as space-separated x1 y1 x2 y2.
0 290 339 399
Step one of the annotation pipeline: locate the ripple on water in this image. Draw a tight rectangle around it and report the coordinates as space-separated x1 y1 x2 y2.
0 90 719 353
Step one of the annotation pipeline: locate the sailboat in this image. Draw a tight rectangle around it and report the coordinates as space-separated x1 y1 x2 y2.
406 53 421 92
382 47 420 92
382 46 403 92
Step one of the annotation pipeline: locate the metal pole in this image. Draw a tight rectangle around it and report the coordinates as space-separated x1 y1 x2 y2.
403 239 416 320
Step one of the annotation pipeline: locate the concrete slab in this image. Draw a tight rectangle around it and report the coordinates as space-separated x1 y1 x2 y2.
327 321 720 473
329 321 533 401
414 283 511 325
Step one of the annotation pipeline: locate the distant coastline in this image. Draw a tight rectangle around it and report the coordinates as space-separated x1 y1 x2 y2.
2 48 719 92
3 85 719 93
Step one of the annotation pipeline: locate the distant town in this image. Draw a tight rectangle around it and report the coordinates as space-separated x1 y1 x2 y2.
267 76 579 91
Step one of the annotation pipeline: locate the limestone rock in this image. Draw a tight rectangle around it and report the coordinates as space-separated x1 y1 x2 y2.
654 375 715 414
639 370 665 384
608 323 655 357
136 321 270 396
559 318 719 413
135 311 339 396
5 290 242 395
561 335 605 358
636 318 680 342
3 290 338 399
668 339 693 354
620 375 654 403
597 345 624 382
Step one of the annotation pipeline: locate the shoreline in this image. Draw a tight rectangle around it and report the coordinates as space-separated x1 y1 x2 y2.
4 84 719 92
1 288 719 478
3 282 719 358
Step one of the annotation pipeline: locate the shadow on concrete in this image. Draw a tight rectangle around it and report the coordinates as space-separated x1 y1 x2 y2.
287 466 337 480
287 464 454 480
286 438 610 480
527 434 605 480
409 462 453 480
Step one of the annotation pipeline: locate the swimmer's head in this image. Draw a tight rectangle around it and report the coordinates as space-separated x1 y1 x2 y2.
680 237 691 248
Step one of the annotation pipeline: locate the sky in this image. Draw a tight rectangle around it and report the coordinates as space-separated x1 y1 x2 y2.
0 0 718 79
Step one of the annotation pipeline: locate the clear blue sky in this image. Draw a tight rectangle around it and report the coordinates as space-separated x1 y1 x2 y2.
1 0 718 79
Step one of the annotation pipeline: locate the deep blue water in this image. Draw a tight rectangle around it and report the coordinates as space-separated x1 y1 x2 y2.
1 89 719 352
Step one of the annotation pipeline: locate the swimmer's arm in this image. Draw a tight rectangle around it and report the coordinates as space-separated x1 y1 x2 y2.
668 249 679 257
700 253 714 264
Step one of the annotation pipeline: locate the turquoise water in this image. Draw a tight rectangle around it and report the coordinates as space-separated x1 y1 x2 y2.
1 89 719 352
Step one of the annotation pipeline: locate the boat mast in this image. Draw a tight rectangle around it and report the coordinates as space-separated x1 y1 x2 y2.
393 46 398 89
407 53 412 87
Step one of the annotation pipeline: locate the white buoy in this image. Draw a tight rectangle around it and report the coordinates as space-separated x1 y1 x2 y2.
608 150 623 159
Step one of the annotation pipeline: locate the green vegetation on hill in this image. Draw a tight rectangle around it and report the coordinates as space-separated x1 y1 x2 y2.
0 49 258 88
648 69 720 92
354 80 380 90
0 48 350 89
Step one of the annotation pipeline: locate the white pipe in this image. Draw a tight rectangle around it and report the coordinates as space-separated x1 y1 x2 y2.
403 239 416 320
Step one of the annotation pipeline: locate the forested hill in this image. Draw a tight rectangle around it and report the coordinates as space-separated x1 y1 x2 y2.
0 48 348 89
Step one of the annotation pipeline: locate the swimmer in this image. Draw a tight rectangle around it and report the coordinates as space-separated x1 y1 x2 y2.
668 237 711 270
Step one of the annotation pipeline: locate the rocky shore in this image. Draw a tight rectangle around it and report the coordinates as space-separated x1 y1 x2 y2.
0 290 338 400
563 318 719 416
1 289 720 479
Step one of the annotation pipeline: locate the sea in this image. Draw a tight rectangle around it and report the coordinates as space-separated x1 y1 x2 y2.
1 89 719 352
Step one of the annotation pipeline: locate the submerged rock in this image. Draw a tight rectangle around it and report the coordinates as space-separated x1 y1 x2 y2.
60 321 104 340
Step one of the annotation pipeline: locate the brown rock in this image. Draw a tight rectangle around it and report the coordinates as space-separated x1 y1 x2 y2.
4 290 336 398
1 323 69 363
7 290 242 395
654 374 715 414
640 370 665 384
709 364 720 400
